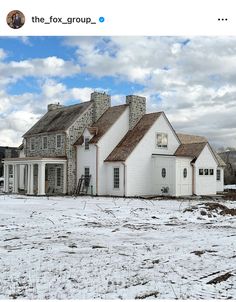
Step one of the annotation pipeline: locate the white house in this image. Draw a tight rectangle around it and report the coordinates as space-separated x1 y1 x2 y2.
75 95 225 197
3 91 225 197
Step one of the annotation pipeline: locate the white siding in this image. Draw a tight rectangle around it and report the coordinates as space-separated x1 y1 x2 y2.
194 145 218 195
77 129 96 194
105 163 124 196
125 113 180 196
152 155 176 196
176 157 192 196
97 108 129 195
76 108 129 195
216 167 224 192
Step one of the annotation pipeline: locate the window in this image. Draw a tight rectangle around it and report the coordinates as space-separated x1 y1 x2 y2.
217 169 221 181
199 169 203 175
204 169 209 175
210 169 214 175
84 137 90 150
42 136 48 150
56 167 62 187
30 138 35 151
183 168 187 178
156 133 168 148
84 167 90 187
161 168 166 178
56 134 62 148
113 167 120 189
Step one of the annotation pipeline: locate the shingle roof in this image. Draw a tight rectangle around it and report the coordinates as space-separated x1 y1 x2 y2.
177 133 226 166
74 104 128 145
23 101 92 137
177 133 207 144
105 112 162 162
174 142 207 158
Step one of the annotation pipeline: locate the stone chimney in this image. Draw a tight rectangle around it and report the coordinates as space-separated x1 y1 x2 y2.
126 95 146 129
47 102 64 111
91 91 111 122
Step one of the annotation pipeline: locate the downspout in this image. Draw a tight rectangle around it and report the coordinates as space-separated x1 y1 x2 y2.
122 162 126 197
95 144 99 195
191 163 195 195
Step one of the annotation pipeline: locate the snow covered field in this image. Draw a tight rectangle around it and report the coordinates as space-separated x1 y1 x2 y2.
0 194 235 299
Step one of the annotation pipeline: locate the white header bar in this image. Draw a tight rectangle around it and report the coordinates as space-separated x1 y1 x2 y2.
0 0 236 36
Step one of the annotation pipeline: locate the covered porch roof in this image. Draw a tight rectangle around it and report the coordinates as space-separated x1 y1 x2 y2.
3 156 67 164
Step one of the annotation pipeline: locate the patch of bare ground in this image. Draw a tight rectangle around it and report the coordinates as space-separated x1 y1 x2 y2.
184 202 236 216
207 272 234 285
135 290 159 299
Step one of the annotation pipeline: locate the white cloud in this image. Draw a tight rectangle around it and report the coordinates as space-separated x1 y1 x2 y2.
2 37 236 149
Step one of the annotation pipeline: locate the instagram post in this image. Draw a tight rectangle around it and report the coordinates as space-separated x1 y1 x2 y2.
0 0 235 300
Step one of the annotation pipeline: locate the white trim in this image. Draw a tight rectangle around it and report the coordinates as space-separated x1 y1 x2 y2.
156 132 168 149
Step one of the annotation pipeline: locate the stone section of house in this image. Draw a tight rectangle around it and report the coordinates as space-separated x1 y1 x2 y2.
126 95 146 129
91 92 111 123
66 105 94 193
25 133 66 157
22 91 111 194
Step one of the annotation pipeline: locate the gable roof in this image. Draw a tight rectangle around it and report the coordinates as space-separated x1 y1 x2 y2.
23 101 92 137
177 133 207 144
105 112 162 162
177 133 225 166
74 104 128 145
174 142 207 158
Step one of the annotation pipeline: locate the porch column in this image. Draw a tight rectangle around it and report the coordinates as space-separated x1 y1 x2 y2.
28 164 34 195
63 163 67 194
12 164 19 194
38 162 45 195
3 163 9 193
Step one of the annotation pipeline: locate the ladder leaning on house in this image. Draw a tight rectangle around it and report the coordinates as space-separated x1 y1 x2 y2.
74 174 91 196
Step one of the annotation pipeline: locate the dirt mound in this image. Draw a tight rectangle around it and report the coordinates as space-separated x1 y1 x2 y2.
201 202 236 216
184 202 236 217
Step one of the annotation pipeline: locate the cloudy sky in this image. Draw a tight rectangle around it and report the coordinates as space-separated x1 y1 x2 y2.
0 36 236 149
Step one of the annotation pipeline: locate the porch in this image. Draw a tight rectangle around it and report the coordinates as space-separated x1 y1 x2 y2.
3 157 67 195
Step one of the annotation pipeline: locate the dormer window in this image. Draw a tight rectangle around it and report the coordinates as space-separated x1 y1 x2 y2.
84 137 90 150
156 133 168 148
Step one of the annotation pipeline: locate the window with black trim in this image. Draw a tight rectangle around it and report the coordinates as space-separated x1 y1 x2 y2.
216 169 221 181
84 167 90 187
183 168 187 178
156 133 168 148
210 169 214 175
113 167 120 189
199 169 203 175
85 137 90 150
204 169 209 175
161 168 166 178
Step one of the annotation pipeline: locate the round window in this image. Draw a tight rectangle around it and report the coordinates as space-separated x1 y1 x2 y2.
162 168 166 178
183 168 187 178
